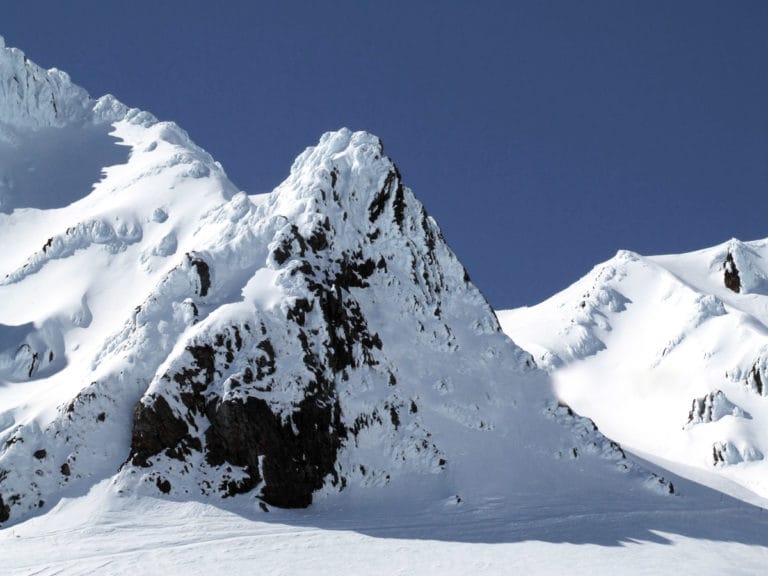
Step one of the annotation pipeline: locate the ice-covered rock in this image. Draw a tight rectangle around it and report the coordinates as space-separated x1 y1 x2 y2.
0 36 130 132
685 390 747 426
728 347 768 397
712 441 763 466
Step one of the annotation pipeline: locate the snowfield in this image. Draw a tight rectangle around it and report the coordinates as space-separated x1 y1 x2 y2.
4 474 768 576
2 34 768 576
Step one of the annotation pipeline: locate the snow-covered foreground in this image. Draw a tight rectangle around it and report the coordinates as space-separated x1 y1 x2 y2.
3 476 768 576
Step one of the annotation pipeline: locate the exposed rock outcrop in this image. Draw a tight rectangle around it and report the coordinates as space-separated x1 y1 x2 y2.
686 390 747 426
724 252 741 293
712 441 763 466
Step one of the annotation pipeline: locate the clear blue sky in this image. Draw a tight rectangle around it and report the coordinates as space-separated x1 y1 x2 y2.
3 1 767 308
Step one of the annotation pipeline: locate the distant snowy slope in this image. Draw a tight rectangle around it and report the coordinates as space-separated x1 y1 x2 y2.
499 238 768 500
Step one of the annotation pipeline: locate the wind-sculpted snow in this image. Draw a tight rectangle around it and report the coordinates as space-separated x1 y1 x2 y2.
546 402 674 495
117 130 532 506
0 123 674 524
0 35 132 133
0 36 140 213
2 35 768 571
712 441 763 466
730 346 768 397
2 217 143 284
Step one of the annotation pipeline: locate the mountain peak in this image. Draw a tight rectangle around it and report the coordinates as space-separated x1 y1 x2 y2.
0 41 673 527
267 128 408 255
0 38 85 130
278 129 386 200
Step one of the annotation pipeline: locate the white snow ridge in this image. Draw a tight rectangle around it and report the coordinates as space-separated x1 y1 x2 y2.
2 35 768 576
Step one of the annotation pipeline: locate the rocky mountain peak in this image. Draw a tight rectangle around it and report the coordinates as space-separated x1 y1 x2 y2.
0 43 672 525
269 129 400 236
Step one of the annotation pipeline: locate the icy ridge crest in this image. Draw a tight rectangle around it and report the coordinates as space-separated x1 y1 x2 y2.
0 35 150 135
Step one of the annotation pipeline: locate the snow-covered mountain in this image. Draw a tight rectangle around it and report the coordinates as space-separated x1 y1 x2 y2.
0 35 677 530
5 34 768 576
500 238 768 501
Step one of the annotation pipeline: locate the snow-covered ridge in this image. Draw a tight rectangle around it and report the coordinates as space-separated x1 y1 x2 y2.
500 236 768 500
0 34 129 133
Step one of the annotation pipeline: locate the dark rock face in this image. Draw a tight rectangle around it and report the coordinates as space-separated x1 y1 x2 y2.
128 278 356 507
0 494 9 523
156 477 172 493
127 208 389 507
129 323 349 507
206 394 345 507
712 443 725 465
724 252 741 293
747 361 765 396
130 395 191 468
187 253 211 297
368 168 402 224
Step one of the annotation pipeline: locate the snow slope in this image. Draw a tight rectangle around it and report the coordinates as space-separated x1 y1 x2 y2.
500 238 768 502
4 474 768 576
1 34 768 575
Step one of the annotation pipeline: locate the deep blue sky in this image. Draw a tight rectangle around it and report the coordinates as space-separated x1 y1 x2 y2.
3 1 767 308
